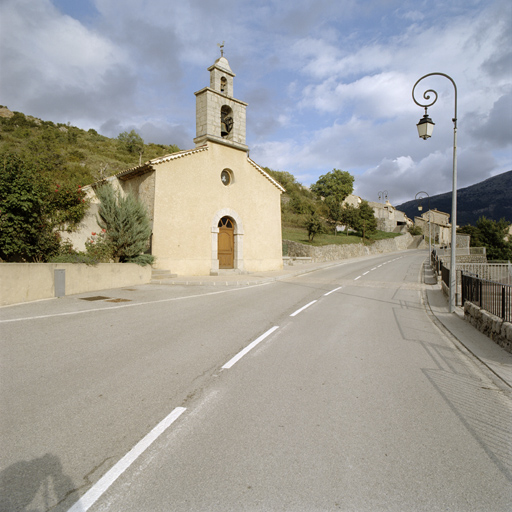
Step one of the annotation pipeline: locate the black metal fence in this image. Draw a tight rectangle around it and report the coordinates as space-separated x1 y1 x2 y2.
440 261 450 288
461 272 512 322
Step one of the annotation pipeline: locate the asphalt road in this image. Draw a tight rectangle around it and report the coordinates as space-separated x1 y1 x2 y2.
1 251 511 511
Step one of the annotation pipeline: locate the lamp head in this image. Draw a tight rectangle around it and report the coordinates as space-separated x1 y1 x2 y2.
417 109 435 140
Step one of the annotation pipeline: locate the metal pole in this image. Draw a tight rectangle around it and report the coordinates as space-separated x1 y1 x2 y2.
412 73 458 312
449 115 458 312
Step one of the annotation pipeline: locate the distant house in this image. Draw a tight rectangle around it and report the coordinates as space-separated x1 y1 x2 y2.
368 200 410 233
70 53 284 276
414 209 451 245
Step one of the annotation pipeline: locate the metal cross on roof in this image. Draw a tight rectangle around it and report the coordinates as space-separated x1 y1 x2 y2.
218 41 225 57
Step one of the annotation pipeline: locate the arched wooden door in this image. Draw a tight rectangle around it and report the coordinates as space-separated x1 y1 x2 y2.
218 217 234 269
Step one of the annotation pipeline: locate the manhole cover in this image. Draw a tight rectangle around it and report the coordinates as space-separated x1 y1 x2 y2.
80 296 111 301
105 298 132 303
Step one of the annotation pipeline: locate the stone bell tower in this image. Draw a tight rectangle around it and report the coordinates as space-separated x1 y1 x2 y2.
194 48 248 152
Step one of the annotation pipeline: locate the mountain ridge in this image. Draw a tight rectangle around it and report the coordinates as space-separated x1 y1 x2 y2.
395 171 512 226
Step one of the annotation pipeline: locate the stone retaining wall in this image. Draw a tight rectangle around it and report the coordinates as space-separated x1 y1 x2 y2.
464 301 512 353
283 233 419 262
0 263 152 306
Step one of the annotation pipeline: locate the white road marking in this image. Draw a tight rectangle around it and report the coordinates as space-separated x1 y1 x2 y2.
222 326 279 369
324 286 342 296
354 276 361 280
66 407 186 512
363 271 370 275
290 300 317 317
0 282 273 323
371 267 377 270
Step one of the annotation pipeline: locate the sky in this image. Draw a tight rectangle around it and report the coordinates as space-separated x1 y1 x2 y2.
1 0 511 204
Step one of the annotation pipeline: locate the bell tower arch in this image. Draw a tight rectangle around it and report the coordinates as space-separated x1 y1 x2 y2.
194 48 248 151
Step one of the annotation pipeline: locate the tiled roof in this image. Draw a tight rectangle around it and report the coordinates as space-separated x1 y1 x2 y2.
115 146 209 180
247 158 286 192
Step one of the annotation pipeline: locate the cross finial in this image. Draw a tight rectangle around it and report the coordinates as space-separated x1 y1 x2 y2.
218 41 225 57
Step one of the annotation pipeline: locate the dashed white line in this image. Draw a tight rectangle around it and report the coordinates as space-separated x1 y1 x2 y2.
371 267 377 271
324 286 342 296
290 300 317 317
363 271 370 275
222 326 279 369
354 276 361 280
66 406 186 512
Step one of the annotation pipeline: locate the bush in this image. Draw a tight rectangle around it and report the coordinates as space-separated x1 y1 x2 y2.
409 225 423 236
96 183 153 264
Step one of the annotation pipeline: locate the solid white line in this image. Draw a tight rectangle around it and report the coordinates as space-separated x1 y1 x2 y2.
66 407 186 512
354 276 361 280
290 300 317 317
222 326 279 369
0 282 272 323
324 286 342 296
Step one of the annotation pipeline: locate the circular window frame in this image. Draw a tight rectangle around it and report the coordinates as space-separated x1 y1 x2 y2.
221 169 233 186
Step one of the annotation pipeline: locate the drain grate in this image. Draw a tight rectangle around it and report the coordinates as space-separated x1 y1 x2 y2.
80 296 111 301
105 298 132 303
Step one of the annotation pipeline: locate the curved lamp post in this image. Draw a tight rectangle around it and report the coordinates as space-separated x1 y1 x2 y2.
378 190 388 203
415 191 432 259
412 73 458 313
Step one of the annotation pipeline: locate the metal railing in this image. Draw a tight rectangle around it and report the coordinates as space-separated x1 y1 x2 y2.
461 273 512 322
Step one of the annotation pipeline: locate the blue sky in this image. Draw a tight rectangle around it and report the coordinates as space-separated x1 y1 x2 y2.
1 0 510 204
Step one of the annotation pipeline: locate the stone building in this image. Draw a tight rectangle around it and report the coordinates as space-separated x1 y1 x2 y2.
71 53 284 275
414 209 451 245
368 200 410 233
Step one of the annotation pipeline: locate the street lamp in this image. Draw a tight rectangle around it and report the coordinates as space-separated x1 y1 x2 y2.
415 191 432 260
412 72 458 313
378 190 388 203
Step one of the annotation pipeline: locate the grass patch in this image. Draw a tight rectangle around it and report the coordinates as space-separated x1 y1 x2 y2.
282 225 402 246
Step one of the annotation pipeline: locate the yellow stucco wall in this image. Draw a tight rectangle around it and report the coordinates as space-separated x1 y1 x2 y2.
150 141 283 274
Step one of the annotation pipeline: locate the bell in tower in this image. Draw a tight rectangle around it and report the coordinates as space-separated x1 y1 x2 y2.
193 46 248 152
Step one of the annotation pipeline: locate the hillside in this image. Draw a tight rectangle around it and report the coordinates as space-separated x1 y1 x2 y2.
0 106 180 186
395 171 512 226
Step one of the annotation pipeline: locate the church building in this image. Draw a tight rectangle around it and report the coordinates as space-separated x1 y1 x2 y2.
74 52 284 276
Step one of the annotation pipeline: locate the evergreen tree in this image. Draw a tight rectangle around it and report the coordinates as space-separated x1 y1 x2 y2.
95 183 154 264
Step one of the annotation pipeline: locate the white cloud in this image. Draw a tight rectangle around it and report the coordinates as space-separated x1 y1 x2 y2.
0 0 509 205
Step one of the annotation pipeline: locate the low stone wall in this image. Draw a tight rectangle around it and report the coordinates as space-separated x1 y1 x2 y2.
0 263 152 306
282 233 418 263
464 301 512 353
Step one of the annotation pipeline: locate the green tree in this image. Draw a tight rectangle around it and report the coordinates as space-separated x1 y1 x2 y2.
355 200 377 240
304 213 325 242
310 169 354 202
339 204 360 235
322 196 344 234
475 217 511 261
118 130 144 164
457 224 484 247
95 183 154 264
0 153 87 262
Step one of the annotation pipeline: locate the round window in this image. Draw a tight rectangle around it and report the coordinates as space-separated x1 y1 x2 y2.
221 169 232 186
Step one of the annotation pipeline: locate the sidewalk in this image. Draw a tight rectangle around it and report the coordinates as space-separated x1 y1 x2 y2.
150 260 346 287
423 264 512 390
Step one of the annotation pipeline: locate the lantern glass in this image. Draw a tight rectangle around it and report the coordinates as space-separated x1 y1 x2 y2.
417 114 435 140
